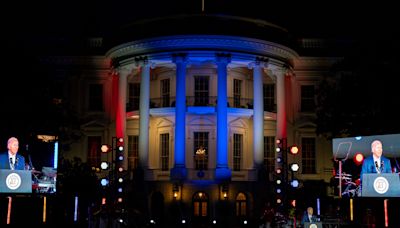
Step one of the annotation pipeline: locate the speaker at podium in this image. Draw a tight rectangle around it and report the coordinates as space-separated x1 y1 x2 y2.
361 173 400 197
0 169 32 193
304 222 322 228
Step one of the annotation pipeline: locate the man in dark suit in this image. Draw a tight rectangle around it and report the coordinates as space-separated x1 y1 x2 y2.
301 207 318 225
360 139 392 177
0 137 26 170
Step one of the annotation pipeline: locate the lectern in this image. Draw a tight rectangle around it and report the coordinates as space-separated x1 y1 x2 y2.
362 173 400 197
0 169 32 193
304 222 323 228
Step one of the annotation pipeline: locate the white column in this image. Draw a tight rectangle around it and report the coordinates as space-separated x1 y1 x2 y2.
252 61 264 167
138 60 151 169
171 54 188 180
215 54 231 180
276 68 287 140
116 66 131 169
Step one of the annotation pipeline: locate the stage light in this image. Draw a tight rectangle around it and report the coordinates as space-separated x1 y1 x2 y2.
290 145 299 155
276 157 282 163
354 153 364 165
290 163 300 172
101 144 110 153
100 162 109 170
118 155 124 161
276 179 282 185
276 168 282 174
100 178 109 186
276 139 282 152
291 179 299 188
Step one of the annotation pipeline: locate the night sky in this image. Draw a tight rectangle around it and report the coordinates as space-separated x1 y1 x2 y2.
1 1 399 144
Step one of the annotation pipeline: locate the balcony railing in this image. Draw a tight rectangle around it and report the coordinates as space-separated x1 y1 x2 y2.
126 96 277 112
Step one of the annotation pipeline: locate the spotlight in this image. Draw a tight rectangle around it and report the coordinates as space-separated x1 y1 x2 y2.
100 178 109 186
291 179 300 188
290 163 300 172
100 162 109 170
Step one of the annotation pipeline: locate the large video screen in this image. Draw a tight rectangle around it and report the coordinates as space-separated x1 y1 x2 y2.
0 136 58 194
332 133 400 197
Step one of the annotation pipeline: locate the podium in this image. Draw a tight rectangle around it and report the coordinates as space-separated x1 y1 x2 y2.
304 222 322 228
362 173 400 197
0 169 32 193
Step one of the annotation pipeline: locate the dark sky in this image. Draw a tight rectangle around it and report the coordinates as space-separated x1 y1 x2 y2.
1 0 399 141
3 1 400 39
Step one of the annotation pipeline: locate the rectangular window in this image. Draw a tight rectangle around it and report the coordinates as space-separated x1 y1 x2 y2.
194 132 209 170
233 134 243 171
194 76 209 106
193 202 208 216
128 83 140 111
194 202 200 216
263 84 275 112
301 85 315 112
87 136 101 167
88 84 103 111
128 135 139 170
233 79 242 108
160 79 170 107
302 137 316 174
160 133 170 171
264 136 275 173
201 202 207 216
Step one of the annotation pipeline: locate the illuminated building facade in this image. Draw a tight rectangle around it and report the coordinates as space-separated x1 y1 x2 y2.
45 15 340 226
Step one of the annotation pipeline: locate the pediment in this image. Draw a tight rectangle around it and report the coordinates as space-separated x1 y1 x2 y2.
81 120 107 129
296 121 317 129
188 117 215 126
156 118 174 127
229 118 248 128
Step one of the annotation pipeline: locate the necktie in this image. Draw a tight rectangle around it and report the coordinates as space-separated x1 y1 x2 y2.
10 158 15 170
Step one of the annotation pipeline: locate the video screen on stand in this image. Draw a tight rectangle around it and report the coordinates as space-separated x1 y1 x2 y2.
0 136 58 194
332 133 400 197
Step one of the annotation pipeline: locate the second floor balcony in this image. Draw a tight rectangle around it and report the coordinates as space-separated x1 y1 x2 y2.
127 96 277 113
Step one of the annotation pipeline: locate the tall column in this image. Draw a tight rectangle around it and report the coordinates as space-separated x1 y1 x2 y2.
215 54 231 180
252 61 264 167
276 68 287 140
138 60 151 169
171 54 187 180
116 65 131 169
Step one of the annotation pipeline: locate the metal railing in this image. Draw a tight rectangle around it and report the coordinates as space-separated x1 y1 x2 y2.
126 96 277 112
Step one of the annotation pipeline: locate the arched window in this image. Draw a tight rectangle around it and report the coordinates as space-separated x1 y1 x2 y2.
236 192 247 217
193 192 208 217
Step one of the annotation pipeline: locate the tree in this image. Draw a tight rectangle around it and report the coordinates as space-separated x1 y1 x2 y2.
316 37 400 138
